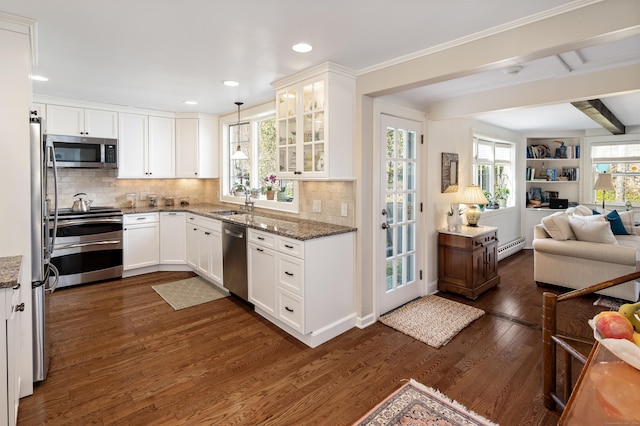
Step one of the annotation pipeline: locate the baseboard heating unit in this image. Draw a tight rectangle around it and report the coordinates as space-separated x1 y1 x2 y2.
498 237 525 261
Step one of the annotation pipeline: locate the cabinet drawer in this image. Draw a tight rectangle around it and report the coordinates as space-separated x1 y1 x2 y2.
248 229 276 249
472 232 497 248
277 288 304 333
277 236 304 259
186 214 221 232
124 212 158 224
278 253 304 296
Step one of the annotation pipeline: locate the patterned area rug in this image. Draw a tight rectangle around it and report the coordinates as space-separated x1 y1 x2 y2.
379 295 484 348
152 276 228 310
354 379 499 426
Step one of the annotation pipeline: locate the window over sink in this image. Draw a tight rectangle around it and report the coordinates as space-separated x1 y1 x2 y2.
221 102 299 213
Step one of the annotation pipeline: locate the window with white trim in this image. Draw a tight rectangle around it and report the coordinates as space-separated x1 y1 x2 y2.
472 136 515 208
591 142 640 205
222 107 298 213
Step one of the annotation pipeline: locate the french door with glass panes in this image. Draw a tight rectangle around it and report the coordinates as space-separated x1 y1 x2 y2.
378 114 421 315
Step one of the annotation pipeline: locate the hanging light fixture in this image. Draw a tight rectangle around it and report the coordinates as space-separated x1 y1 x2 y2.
231 101 248 160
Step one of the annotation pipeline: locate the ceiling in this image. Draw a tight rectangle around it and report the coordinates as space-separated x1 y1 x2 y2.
1 0 639 131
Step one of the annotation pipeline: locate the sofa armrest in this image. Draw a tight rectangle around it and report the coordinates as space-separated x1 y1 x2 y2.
532 238 637 266
534 224 550 240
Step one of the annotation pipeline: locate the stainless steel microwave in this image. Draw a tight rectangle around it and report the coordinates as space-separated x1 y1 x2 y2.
45 134 118 169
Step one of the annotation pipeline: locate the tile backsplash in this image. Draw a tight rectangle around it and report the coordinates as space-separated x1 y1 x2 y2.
51 169 355 227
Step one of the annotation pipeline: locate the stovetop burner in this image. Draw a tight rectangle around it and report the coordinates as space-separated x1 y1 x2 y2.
55 206 123 218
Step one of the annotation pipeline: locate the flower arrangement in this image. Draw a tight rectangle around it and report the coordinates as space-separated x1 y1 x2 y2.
263 174 277 191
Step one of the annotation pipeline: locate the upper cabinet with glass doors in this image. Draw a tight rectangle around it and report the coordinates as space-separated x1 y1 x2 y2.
273 62 356 179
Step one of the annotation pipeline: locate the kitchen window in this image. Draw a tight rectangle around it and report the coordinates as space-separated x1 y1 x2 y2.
221 104 298 213
473 136 515 208
591 142 640 206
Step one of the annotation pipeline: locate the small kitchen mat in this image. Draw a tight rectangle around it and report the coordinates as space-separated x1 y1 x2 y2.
152 276 228 310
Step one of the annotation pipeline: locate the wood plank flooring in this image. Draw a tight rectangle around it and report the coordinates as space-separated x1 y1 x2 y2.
18 250 606 425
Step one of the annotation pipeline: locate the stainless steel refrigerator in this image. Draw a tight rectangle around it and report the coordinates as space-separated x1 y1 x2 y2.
30 113 59 382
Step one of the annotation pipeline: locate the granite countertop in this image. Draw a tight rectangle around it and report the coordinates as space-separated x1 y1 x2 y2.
121 203 357 241
0 255 22 289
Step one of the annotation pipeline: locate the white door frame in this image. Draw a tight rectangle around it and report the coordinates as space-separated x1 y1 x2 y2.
372 100 428 318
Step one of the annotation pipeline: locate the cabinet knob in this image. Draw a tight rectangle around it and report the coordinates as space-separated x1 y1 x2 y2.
381 222 389 230
294 171 302 175
15 303 25 312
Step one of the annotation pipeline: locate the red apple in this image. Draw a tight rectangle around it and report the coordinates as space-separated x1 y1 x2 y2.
595 312 634 341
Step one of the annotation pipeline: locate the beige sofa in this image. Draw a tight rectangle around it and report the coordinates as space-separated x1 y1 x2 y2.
532 206 640 301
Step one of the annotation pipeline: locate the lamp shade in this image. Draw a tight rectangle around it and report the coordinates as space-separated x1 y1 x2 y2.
594 172 614 191
460 185 489 205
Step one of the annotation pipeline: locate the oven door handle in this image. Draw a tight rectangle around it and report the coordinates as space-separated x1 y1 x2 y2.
55 218 123 227
56 240 122 250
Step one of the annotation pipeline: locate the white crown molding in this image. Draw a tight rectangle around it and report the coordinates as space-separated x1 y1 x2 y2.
272 61 356 89
0 11 38 66
356 0 604 76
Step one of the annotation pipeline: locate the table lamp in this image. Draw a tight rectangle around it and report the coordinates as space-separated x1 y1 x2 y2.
461 185 489 227
594 172 614 210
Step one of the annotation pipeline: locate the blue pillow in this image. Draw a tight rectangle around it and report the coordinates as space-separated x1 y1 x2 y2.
606 210 629 235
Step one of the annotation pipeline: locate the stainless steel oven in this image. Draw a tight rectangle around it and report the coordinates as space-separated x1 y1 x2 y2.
49 207 123 287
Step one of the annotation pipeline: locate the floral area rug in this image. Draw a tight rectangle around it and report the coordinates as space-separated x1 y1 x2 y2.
152 276 228 310
354 379 499 426
379 295 485 348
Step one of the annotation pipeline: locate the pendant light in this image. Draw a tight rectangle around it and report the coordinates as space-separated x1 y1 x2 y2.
230 101 248 160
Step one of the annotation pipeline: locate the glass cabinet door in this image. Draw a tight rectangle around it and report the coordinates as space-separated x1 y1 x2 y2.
302 80 325 172
277 89 297 173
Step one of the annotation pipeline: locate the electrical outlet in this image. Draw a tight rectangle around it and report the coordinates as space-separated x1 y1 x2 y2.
341 203 348 217
313 200 321 212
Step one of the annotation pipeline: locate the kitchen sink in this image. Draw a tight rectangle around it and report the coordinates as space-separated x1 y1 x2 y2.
213 210 243 216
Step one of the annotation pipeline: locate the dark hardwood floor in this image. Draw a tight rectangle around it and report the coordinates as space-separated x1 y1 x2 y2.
18 250 606 425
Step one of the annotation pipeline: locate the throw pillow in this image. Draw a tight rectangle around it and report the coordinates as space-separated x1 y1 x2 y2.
606 210 630 235
573 205 594 216
618 210 637 235
541 212 575 240
568 215 618 244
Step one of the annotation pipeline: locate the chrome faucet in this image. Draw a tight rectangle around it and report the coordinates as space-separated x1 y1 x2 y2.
236 184 255 217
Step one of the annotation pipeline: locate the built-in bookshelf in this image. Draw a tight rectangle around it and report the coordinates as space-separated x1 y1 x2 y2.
525 136 581 207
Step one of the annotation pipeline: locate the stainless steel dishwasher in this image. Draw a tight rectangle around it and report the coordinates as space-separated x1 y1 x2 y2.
222 222 248 301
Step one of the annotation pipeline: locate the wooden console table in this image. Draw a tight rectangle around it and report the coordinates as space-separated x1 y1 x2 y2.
559 342 640 424
437 226 500 299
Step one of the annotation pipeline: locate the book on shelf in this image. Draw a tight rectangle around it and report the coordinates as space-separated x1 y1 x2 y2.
546 168 557 181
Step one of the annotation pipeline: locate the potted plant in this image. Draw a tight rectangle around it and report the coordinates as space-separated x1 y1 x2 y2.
263 174 277 200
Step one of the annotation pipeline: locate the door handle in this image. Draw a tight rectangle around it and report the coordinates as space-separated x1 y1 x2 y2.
381 223 389 229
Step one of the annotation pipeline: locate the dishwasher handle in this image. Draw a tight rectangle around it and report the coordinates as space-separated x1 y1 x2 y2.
224 228 245 239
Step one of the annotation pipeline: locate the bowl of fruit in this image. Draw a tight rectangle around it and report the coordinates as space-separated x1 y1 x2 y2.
589 301 640 370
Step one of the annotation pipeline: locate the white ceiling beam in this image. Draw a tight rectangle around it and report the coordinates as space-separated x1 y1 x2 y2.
427 63 640 120
357 0 640 98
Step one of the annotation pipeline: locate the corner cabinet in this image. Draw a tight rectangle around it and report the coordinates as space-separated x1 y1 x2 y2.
272 62 356 179
175 114 219 178
525 136 581 206
438 226 500 300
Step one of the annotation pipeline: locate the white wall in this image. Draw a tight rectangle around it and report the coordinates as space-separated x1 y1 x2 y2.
0 17 34 396
426 118 521 292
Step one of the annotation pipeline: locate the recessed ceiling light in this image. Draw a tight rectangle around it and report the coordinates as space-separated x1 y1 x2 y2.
292 43 312 53
183 100 198 105
223 80 239 87
31 75 49 82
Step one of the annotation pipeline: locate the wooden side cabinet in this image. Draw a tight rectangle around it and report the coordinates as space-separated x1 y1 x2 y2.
438 226 500 299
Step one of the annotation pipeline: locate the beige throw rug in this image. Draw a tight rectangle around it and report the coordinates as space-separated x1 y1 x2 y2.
380 295 485 348
152 276 228 310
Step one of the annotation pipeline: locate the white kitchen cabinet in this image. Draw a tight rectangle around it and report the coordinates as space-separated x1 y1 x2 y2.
46 104 118 138
248 241 277 315
175 114 219 178
186 215 223 285
118 113 174 178
123 213 159 270
272 62 356 179
1 276 22 426
248 228 355 347
160 212 186 264
148 116 175 178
